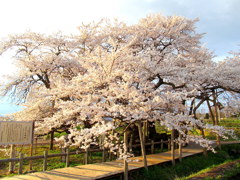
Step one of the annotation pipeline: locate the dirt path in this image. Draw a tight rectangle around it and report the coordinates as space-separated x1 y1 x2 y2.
187 159 240 180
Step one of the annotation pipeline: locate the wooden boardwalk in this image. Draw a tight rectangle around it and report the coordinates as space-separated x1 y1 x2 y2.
2 144 206 180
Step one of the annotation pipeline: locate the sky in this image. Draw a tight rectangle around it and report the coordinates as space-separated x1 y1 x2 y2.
0 0 239 115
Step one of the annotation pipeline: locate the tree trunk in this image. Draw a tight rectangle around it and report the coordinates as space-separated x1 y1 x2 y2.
137 122 148 170
206 100 215 125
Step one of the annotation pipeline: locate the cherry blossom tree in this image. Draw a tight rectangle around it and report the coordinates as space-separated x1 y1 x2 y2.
0 14 237 167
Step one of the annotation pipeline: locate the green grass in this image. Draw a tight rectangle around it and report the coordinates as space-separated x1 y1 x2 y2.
0 145 105 178
203 117 240 141
205 117 240 126
120 144 240 180
140 151 230 180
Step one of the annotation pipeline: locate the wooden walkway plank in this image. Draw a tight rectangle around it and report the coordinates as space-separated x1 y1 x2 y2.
3 141 239 180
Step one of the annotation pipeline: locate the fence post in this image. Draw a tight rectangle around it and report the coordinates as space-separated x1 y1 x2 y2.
160 139 163 152
151 140 154 154
9 144 16 173
66 148 69 167
43 151 48 171
18 153 24 175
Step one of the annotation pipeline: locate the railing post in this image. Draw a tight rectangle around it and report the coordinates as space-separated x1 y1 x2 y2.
66 148 70 167
160 139 163 152
18 153 24 175
151 140 154 154
43 151 48 171
60 147 66 162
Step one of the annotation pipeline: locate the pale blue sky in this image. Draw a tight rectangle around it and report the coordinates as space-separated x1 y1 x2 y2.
0 0 239 115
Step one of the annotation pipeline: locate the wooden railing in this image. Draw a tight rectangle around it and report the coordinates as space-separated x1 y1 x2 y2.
0 140 170 175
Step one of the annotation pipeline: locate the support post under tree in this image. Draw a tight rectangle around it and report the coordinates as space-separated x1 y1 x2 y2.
85 149 89 164
171 129 175 166
124 131 128 180
178 133 182 162
66 148 70 167
102 148 106 162
137 122 148 170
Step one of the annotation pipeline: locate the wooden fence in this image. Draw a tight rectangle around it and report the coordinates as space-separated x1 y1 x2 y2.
0 140 171 175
